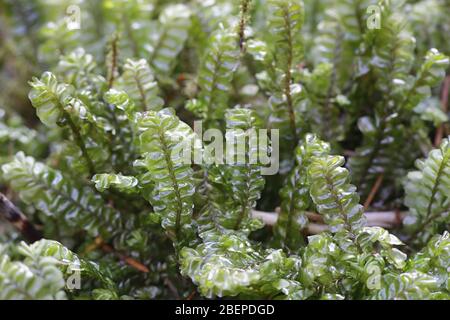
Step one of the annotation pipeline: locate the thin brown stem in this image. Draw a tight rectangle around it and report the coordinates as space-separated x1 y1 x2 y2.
133 72 148 110
434 75 450 146
107 33 119 89
364 174 384 210
281 5 298 143
85 237 149 273
101 243 149 273
158 130 183 242
63 110 96 176
238 0 251 52
185 289 197 300
165 277 180 299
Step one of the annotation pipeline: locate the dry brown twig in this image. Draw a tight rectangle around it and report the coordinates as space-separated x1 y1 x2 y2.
85 236 150 273
364 174 384 210
252 208 405 235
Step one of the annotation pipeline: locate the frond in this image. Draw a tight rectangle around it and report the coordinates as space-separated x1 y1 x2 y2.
1 153 122 238
308 154 366 246
186 27 240 126
198 108 265 234
149 4 192 77
273 134 330 252
118 59 163 111
265 0 305 152
134 109 197 249
403 137 450 244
